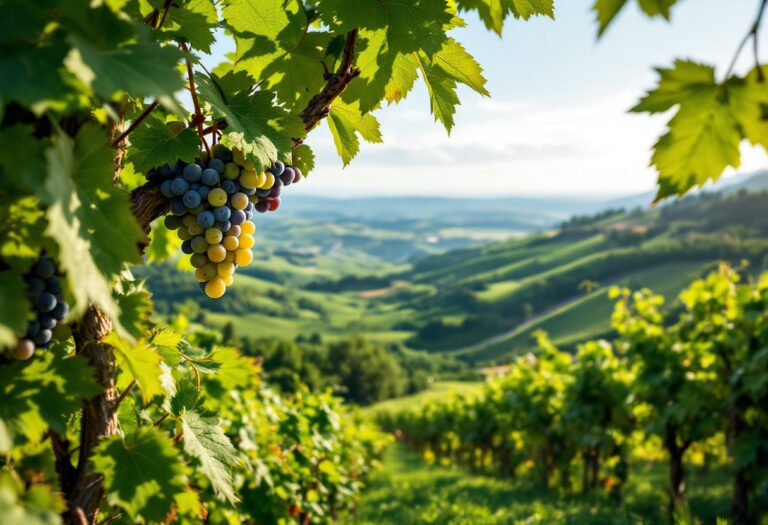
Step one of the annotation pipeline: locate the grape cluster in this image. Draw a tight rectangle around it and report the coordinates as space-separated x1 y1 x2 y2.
153 144 303 299
14 256 69 360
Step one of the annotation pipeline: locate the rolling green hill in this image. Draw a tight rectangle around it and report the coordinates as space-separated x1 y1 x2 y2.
142 180 768 367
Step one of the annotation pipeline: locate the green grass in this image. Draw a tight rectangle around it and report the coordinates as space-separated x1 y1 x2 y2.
348 445 731 525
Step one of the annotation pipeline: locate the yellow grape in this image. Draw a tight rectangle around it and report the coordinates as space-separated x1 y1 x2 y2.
205 277 226 299
177 228 193 241
255 172 267 188
200 263 218 281
183 214 197 228
239 169 259 189
239 234 255 250
190 253 208 268
195 269 207 282
205 228 223 244
188 224 204 236
207 244 227 263
233 148 245 166
260 173 274 189
223 235 239 251
208 188 227 206
224 251 235 263
223 275 234 286
218 262 235 277
230 192 248 210
235 248 253 266
224 162 240 180
241 221 256 235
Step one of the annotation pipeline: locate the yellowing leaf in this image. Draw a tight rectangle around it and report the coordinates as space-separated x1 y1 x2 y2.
327 99 383 165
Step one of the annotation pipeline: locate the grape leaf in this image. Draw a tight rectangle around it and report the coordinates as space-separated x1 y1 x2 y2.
114 280 153 342
651 97 741 201
593 0 628 36
104 332 165 403
0 45 75 115
291 144 316 175
0 351 100 440
92 428 188 522
40 125 144 325
146 219 183 264
162 0 218 54
126 117 200 173
0 271 29 349
415 52 461 132
326 99 383 165
172 381 238 504
631 60 716 114
197 73 305 171
455 0 553 34
226 0 332 111
65 34 184 113
432 38 490 97
0 126 47 193
323 0 453 112
727 68 768 150
384 53 420 103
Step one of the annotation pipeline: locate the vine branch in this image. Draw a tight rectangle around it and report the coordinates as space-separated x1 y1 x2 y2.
180 42 211 157
111 101 158 147
297 29 360 141
724 0 768 80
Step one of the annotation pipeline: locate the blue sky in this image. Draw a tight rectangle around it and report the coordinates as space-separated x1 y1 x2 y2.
213 1 768 198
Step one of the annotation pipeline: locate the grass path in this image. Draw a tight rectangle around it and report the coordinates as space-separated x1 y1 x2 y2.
348 444 730 525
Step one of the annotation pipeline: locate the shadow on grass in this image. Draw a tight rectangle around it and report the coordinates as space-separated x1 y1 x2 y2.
348 445 731 525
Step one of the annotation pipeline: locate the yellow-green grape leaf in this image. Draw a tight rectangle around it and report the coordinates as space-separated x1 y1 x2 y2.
197 73 305 172
327 99 383 165
292 144 316 175
126 116 200 173
727 68 768 150
415 52 461 132
632 60 743 200
455 0 553 34
651 100 741 201
114 283 153 342
432 38 490 97
40 125 144 325
161 0 218 54
105 332 165 403
384 53 420 104
92 428 188 523
593 0 628 36
631 60 717 114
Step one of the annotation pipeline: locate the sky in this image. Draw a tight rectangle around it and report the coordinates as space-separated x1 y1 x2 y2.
213 1 768 198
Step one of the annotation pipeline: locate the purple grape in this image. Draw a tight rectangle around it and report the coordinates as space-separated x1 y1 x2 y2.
221 179 238 194
201 169 219 186
46 277 61 294
293 166 303 182
159 164 174 178
197 211 215 228
256 188 271 197
213 206 231 222
36 292 56 313
242 187 256 195
230 209 246 225
26 320 40 337
170 198 187 216
198 185 210 200
229 224 242 238
39 314 57 330
34 258 55 279
183 163 203 182
34 329 52 345
181 240 194 254
183 190 202 209
171 177 190 196
216 220 231 233
270 185 281 198
52 301 69 321
256 200 269 213
213 144 233 163
160 180 174 198
209 158 226 174
164 215 183 230
27 277 45 298
269 161 285 177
